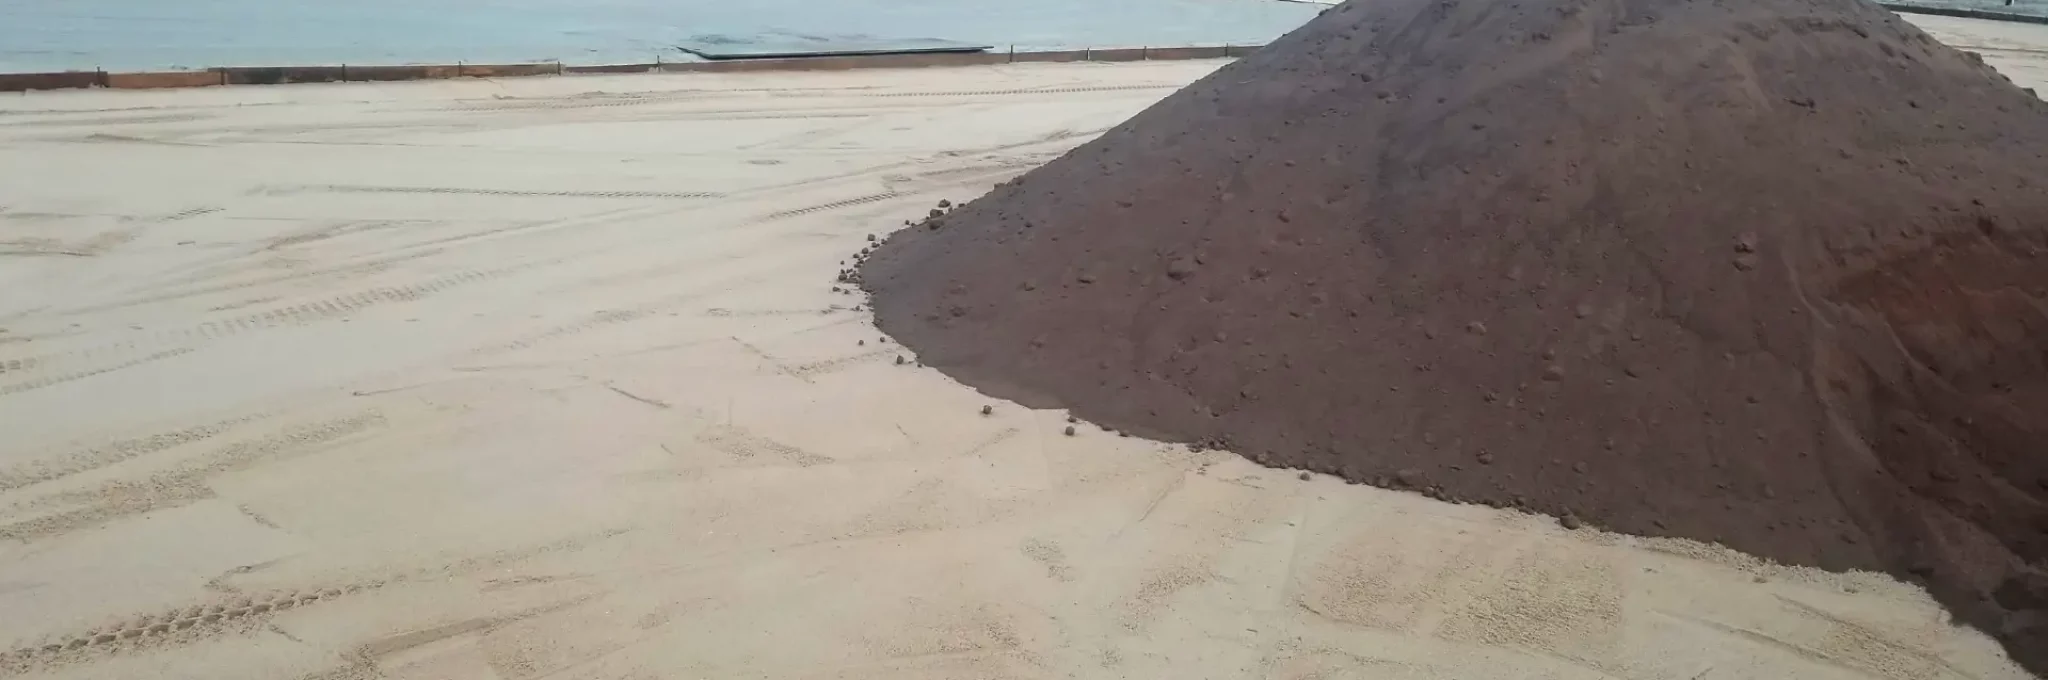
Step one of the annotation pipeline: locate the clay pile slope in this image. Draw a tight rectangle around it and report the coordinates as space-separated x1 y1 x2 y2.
860 0 2048 670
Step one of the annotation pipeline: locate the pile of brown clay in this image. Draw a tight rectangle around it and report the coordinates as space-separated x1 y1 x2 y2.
861 0 2048 671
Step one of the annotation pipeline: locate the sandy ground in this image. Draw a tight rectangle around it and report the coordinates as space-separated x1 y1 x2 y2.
1 25 2043 680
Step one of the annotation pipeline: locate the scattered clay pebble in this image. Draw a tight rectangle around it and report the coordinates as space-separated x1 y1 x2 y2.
1477 452 1495 465
981 405 993 416
1560 514 1583 530
1298 471 1313 481
867 233 877 242
1067 415 1078 423
1063 426 1077 436
858 340 865 346
1735 232 1759 253
894 356 906 365
938 199 953 208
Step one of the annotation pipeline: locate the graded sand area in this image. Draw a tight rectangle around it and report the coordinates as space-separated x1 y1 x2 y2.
0 23 2040 680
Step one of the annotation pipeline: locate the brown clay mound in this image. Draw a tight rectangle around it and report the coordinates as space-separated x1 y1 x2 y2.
860 0 2048 670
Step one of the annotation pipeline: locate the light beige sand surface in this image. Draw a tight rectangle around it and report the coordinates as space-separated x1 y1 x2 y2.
2 20 2043 680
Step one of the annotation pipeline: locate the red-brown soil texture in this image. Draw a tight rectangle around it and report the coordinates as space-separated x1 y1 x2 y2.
860 0 2048 670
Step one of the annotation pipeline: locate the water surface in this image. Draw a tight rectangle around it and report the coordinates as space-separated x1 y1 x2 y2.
1 0 1323 72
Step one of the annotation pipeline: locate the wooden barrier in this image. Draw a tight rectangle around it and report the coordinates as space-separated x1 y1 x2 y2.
458 63 560 78
345 65 440 81
663 51 1010 73
216 66 348 85
1087 48 1151 62
565 63 660 74
7 44 1265 93
104 71 222 89
1143 46 1229 61
1007 50 1090 64
0 71 103 92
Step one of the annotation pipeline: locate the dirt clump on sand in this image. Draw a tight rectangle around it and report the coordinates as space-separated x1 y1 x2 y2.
860 0 2048 669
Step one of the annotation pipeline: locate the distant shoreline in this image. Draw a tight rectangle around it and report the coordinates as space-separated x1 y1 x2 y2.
2 0 2040 81
0 0 1320 74
1882 1 2048 24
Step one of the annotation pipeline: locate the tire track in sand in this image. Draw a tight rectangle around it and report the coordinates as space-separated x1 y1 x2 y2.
0 584 374 675
0 530 619 675
266 185 725 200
0 261 561 395
775 84 1178 99
0 348 195 397
756 192 903 222
468 271 775 359
0 411 277 492
0 411 386 542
